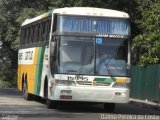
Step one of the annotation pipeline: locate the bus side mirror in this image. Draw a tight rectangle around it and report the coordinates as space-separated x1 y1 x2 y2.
127 63 131 75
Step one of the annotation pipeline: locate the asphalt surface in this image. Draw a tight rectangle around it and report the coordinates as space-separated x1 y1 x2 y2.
0 88 160 120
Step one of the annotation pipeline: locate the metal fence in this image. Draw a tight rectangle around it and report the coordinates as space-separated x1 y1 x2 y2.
130 64 160 101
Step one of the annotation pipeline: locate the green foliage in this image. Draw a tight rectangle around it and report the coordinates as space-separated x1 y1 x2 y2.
0 0 51 88
0 69 17 88
132 2 160 65
0 80 16 88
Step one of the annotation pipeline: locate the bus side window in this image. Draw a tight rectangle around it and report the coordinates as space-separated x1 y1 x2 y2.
38 22 42 43
23 28 26 45
42 22 45 42
38 23 41 43
40 21 44 42
31 25 35 44
28 27 31 45
30 25 34 44
45 20 49 41
48 19 51 40
20 28 24 46
29 26 32 44
37 24 40 43
33 24 36 44
26 27 30 45
42 21 46 42
34 24 38 43
52 14 57 33
41 22 45 42
46 19 51 42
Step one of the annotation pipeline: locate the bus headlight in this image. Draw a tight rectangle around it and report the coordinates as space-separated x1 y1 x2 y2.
112 78 130 88
55 80 76 86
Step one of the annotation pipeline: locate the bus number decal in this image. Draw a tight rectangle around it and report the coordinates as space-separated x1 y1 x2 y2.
19 53 23 60
67 76 88 81
25 51 33 60
18 48 35 64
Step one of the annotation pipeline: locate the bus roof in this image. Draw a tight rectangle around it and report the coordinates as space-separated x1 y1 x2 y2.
22 7 130 26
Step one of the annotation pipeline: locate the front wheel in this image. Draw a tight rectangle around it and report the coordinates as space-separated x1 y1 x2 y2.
45 86 57 109
46 99 57 109
104 103 115 112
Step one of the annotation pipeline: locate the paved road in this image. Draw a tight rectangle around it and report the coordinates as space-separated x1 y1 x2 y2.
0 88 160 120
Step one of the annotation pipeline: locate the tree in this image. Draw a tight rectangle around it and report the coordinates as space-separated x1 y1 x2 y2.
0 0 45 87
132 2 160 65
0 0 21 87
0 0 57 87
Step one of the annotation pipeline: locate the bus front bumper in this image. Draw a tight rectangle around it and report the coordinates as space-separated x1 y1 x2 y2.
50 86 130 103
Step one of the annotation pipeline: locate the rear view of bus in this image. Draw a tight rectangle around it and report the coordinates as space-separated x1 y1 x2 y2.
18 7 131 111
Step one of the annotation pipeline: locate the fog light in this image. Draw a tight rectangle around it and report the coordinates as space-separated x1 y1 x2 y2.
115 92 126 96
115 92 122 96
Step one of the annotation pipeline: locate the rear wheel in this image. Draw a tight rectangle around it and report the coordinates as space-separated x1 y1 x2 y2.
23 82 33 100
104 103 115 112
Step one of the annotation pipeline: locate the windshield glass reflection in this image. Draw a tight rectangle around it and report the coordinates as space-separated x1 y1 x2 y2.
58 36 94 74
53 36 129 76
95 38 128 76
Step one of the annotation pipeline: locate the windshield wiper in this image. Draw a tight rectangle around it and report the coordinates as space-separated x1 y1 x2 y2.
76 54 93 77
104 60 114 77
103 54 116 77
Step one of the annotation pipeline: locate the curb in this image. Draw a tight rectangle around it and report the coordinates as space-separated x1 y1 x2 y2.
129 98 160 111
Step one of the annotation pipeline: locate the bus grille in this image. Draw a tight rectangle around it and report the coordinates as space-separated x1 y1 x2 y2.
76 81 111 86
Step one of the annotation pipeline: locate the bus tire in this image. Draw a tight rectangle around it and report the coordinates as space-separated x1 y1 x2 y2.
104 103 115 112
45 83 57 109
23 81 33 100
46 99 57 109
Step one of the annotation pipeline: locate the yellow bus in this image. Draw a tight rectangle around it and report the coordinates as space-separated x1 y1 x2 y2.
18 7 131 111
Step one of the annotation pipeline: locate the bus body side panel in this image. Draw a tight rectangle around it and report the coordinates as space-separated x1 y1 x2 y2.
18 46 47 96
34 46 46 96
18 48 38 94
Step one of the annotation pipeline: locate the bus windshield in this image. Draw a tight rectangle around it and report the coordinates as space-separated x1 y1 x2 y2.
57 36 94 74
53 36 129 77
95 38 128 76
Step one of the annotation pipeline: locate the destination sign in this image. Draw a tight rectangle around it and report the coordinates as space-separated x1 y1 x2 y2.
96 34 129 38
